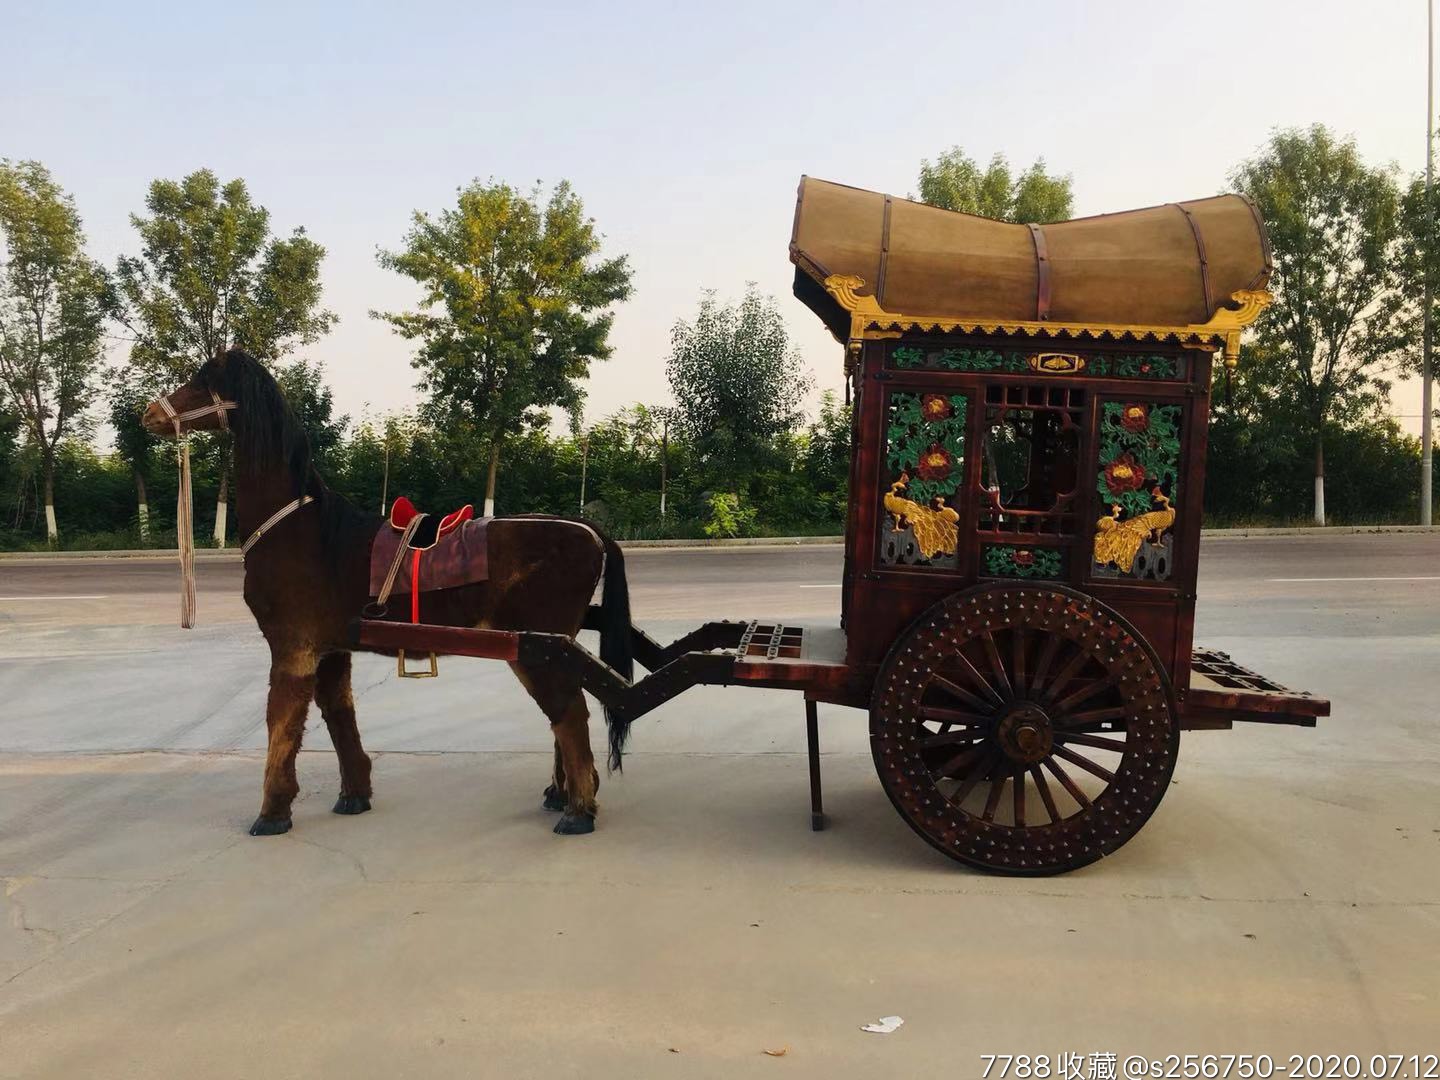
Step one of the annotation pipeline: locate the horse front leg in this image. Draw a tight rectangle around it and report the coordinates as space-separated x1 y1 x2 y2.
314 651 372 816
250 649 319 836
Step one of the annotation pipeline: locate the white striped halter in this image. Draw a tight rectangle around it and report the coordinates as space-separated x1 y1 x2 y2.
156 390 312 627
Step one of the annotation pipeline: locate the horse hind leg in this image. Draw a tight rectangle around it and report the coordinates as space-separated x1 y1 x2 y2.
511 663 599 835
542 742 568 812
315 652 372 816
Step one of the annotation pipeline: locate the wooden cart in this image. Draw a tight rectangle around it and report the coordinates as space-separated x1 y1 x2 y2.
354 177 1328 875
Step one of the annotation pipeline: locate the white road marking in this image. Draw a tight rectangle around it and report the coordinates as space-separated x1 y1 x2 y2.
1267 577 1440 583
0 595 109 601
796 583 843 589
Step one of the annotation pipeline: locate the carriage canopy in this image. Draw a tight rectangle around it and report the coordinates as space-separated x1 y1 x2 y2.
789 176 1272 355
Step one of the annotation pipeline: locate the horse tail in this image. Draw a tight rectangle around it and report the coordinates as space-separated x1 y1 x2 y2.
597 533 635 771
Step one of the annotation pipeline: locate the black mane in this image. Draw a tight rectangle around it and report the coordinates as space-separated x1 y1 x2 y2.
200 348 378 550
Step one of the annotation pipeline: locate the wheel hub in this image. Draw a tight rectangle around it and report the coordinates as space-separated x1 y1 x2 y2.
995 702 1054 764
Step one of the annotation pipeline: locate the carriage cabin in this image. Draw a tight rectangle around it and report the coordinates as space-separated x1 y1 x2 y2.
790 176 1298 721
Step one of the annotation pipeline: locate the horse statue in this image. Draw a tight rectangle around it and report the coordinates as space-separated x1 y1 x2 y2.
142 348 634 838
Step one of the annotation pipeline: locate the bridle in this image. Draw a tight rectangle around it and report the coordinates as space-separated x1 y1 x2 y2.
155 389 237 434
158 389 312 627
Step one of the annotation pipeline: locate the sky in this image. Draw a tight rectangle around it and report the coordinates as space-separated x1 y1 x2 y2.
3 0 1433 434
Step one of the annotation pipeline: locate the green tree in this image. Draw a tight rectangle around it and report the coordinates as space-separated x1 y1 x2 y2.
917 148 1073 222
276 358 347 464
374 178 632 515
0 161 107 542
1231 126 1403 525
111 168 336 542
666 285 813 477
108 380 158 540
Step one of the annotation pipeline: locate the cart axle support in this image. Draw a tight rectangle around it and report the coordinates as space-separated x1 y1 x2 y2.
805 698 826 831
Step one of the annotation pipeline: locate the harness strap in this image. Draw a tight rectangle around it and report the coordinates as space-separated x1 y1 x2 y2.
240 495 316 557
373 513 426 613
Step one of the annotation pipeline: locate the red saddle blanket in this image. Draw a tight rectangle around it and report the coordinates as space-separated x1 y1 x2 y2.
368 497 491 615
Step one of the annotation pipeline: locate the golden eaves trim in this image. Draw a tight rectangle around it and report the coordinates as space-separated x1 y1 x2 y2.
824 273 1270 341
821 273 1272 367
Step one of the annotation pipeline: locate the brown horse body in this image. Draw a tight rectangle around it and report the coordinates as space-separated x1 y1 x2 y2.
143 349 633 837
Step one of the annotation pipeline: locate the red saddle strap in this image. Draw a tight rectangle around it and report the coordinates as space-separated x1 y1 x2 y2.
411 548 422 623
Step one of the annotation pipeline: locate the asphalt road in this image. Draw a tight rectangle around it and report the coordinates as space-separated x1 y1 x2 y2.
0 536 1437 1078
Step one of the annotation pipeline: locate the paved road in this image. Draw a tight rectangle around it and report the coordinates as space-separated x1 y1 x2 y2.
0 536 1437 1078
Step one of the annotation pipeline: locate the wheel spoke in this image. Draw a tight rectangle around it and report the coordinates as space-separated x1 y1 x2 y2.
1011 627 1027 693
1056 731 1129 753
1058 706 1127 727
1030 634 1063 696
1043 756 1092 809
931 674 993 713
920 728 987 750
1012 766 1026 827
953 747 1001 804
981 631 1013 698
951 649 1005 707
932 741 990 778
1042 647 1092 705
1053 670 1123 714
1052 743 1115 783
1028 764 1060 823
981 774 1006 821
919 705 991 728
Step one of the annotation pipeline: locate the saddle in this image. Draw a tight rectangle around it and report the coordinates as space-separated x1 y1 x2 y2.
368 497 492 628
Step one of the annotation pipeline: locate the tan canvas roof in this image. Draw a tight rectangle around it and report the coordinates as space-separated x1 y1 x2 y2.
790 176 1272 344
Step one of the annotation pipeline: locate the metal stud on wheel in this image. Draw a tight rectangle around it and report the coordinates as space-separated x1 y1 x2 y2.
870 582 1179 875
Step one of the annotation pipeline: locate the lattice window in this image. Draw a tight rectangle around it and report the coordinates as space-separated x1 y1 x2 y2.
976 385 1085 538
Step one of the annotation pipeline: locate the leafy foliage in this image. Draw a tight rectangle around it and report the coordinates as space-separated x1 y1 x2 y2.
702 492 758 539
0 160 108 537
374 178 632 503
1231 126 1403 522
112 169 335 380
666 285 812 474
917 148 1073 223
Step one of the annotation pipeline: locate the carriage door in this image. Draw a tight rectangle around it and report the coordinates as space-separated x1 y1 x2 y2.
973 382 1087 584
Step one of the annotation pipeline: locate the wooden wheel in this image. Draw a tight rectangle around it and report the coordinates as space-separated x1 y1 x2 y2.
871 583 1179 875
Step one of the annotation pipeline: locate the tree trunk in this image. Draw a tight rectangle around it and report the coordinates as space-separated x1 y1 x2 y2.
1313 431 1326 527
134 469 150 542
213 446 230 547
484 440 500 517
42 455 58 544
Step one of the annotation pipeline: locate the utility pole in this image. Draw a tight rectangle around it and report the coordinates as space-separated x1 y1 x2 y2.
1423 0 1435 525
381 438 390 516
659 415 669 519
579 434 589 511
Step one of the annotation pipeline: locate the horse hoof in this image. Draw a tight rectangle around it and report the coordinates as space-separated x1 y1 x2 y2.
332 794 372 816
248 815 292 836
553 811 595 836
542 785 567 812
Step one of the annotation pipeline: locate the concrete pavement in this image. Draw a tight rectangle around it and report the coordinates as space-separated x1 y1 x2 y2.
0 536 1437 1077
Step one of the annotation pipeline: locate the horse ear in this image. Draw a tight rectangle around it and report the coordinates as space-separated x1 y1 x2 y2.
213 345 229 366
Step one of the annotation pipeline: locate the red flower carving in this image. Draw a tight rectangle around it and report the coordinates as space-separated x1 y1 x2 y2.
921 394 953 421
1012 549 1035 567
1104 453 1146 494
1120 404 1150 432
915 443 954 482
